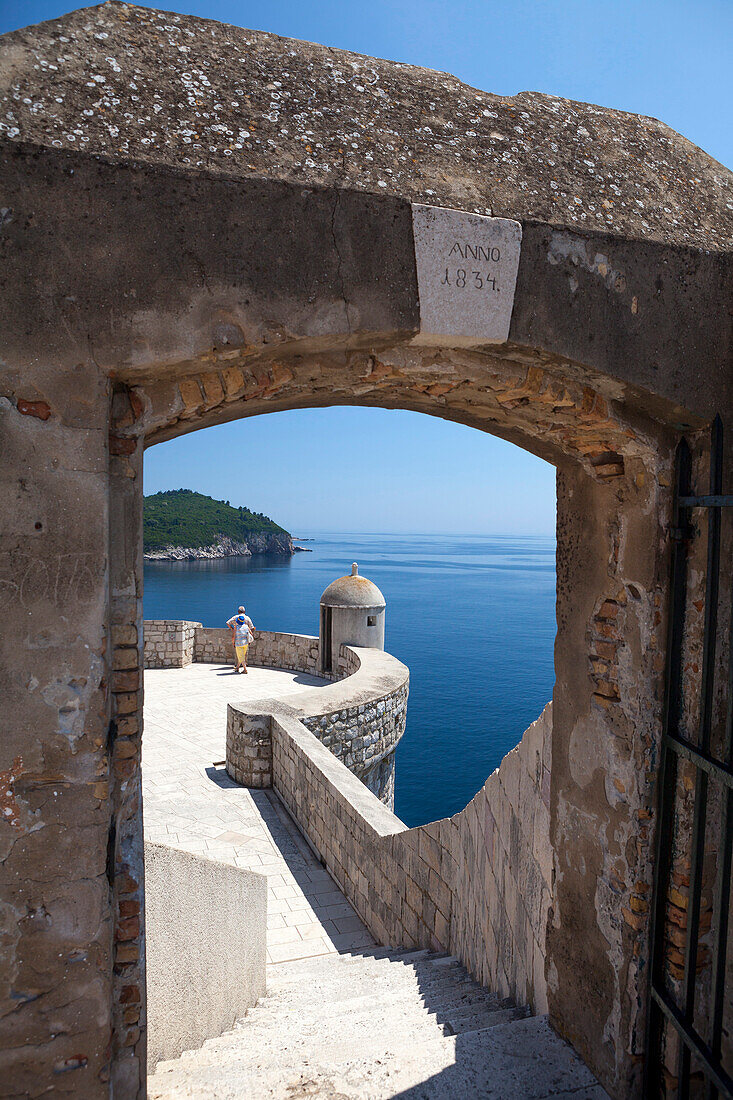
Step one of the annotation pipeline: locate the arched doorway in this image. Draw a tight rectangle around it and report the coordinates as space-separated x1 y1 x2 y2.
106 336 674 1098
2 6 731 1097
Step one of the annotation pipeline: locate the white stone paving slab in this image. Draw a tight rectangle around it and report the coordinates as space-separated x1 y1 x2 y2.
143 663 376 964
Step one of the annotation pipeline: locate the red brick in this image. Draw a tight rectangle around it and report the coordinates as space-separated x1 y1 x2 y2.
113 692 139 716
115 942 139 965
113 670 139 693
129 391 144 419
115 917 140 942
17 398 51 420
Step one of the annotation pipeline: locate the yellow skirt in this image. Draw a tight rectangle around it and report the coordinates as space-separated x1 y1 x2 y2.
235 644 249 663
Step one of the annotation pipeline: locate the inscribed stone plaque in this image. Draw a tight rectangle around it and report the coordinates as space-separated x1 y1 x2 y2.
411 205 522 344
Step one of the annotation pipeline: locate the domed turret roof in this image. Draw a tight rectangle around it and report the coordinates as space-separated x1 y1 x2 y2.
321 564 385 609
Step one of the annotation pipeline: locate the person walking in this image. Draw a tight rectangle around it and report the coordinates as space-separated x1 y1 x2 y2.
226 606 256 673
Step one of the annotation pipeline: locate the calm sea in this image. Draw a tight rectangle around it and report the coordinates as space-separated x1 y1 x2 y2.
143 533 556 827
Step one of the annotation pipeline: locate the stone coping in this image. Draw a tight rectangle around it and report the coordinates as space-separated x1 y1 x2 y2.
251 701 409 840
256 646 409 722
226 644 410 793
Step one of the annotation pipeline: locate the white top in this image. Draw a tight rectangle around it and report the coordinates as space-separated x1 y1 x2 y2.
227 613 254 645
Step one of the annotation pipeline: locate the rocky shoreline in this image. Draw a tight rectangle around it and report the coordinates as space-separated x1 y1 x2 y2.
144 532 294 560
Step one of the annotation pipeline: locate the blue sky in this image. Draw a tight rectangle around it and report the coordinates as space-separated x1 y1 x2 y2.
3 1 732 535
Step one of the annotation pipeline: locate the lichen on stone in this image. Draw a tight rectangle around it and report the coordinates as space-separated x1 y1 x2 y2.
1 1 732 249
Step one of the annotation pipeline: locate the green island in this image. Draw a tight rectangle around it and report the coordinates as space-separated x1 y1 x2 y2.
143 489 293 558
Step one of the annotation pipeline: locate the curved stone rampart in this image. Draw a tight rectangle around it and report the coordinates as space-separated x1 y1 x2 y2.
226 645 409 807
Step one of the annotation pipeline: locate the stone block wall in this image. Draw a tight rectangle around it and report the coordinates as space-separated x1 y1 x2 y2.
301 678 408 787
335 644 361 679
226 712 274 789
270 710 456 956
144 620 198 668
450 704 552 1011
362 752 396 805
193 626 320 673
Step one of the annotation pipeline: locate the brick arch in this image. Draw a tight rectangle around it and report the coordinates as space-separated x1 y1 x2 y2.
114 344 663 480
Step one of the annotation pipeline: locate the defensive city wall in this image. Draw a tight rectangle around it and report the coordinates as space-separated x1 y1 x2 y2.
1 3 732 1097
146 619 549 1051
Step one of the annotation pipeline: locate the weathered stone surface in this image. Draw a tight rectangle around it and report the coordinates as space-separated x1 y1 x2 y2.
1 4 732 250
225 640 409 807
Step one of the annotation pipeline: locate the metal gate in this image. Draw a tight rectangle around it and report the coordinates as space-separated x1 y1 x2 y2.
646 416 733 1097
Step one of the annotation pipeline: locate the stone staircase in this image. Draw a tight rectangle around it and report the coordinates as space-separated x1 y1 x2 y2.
149 948 608 1099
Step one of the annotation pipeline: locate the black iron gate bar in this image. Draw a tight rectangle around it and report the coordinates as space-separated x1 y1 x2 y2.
645 415 733 1099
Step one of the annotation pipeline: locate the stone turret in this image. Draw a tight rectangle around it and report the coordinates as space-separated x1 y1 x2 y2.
319 563 386 675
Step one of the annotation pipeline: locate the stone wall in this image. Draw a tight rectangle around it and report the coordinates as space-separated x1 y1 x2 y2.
144 620 197 668
300 678 408 786
144 842 266 1068
194 626 320 673
144 624 320 672
227 645 409 808
450 704 552 1012
260 699 552 1014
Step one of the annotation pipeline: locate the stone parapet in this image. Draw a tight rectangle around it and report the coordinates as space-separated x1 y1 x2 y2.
226 711 274 789
144 842 266 1068
227 645 409 808
194 626 320 674
145 623 321 672
144 619 199 668
451 704 552 1013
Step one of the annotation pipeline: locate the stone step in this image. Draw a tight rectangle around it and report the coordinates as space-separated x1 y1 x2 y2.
267 951 465 987
149 1016 608 1100
267 962 478 1000
216 998 511 1044
439 1003 530 1035
149 948 607 1100
189 1004 458 1051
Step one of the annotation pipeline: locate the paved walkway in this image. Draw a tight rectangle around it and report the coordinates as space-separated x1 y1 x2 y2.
143 662 376 964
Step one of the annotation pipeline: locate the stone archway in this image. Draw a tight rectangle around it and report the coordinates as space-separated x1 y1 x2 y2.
105 337 674 1098
1 5 731 1099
